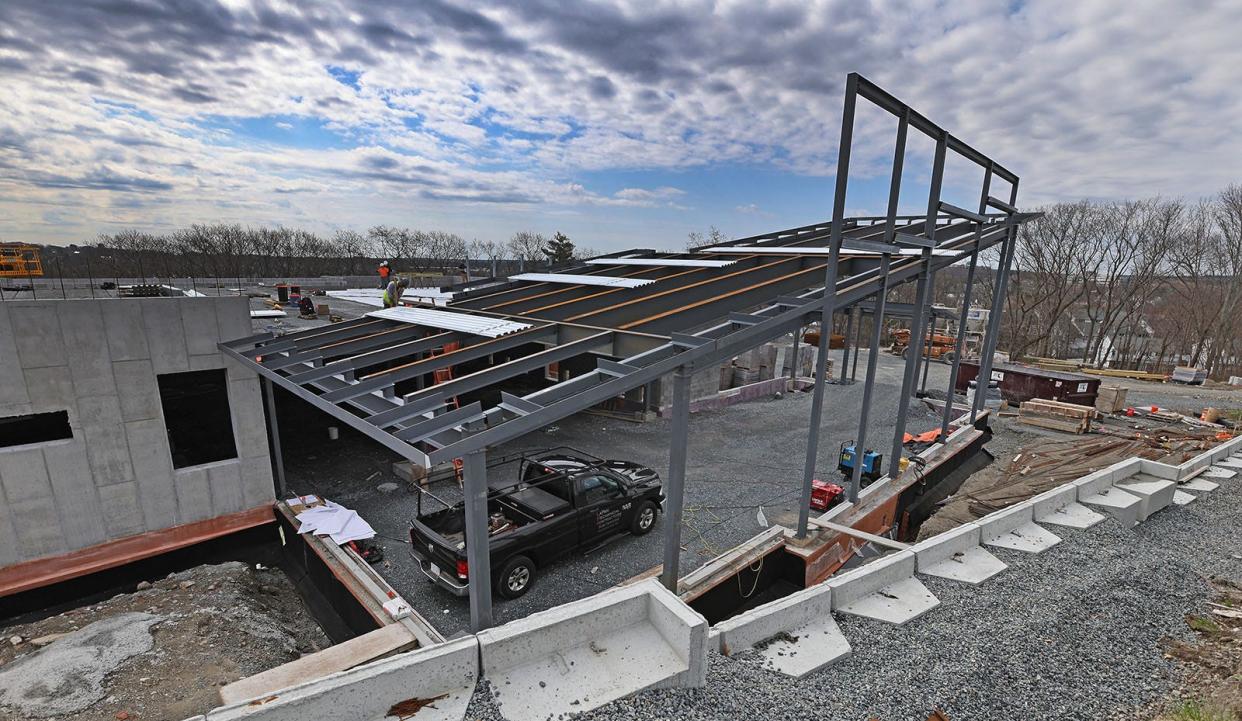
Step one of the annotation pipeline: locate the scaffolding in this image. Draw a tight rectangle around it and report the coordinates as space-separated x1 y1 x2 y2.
0 243 42 278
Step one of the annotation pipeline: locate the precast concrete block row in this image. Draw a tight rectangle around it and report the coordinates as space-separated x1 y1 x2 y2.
196 580 711 721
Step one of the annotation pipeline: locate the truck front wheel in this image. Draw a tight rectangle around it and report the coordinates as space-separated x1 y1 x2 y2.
496 555 536 599
631 501 659 535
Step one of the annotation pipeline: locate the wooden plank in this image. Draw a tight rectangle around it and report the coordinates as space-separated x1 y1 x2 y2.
219 623 419 705
807 518 911 550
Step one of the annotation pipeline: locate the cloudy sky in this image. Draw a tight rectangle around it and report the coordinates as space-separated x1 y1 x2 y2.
1 0 1239 251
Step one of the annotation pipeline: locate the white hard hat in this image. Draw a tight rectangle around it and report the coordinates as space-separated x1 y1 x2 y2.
380 260 389 266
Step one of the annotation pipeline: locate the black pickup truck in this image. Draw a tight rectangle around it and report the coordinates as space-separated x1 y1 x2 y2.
409 449 663 599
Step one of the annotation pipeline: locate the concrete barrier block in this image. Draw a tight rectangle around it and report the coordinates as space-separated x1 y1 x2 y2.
977 503 1061 553
1114 478 1176 521
207 635 477 721
1030 484 1105 529
1203 466 1236 480
1071 468 1117 498
1214 457 1242 469
827 551 939 625
1079 486 1142 528
1173 490 1197 506
911 523 1007 584
1138 460 1178 480
479 579 707 721
714 582 850 678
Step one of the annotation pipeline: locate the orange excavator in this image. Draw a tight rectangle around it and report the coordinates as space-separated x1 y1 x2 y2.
890 328 956 363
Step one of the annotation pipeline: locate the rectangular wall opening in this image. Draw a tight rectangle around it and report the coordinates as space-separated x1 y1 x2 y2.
157 369 238 469
0 410 73 449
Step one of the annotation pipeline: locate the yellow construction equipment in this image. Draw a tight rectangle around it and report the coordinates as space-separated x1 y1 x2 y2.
0 243 42 278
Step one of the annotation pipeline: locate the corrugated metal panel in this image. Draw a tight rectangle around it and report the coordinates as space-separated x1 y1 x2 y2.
509 272 655 288
584 258 737 268
365 307 533 338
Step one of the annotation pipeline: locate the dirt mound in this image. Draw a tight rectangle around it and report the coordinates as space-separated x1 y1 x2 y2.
0 561 330 721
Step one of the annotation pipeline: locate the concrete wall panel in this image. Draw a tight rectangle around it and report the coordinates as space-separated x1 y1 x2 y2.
57 302 116 398
140 299 189 374
180 301 221 356
78 394 136 486
175 467 214 523
100 300 149 361
9 304 65 369
112 360 162 422
97 481 146 539
126 418 178 529
0 446 54 504
9 496 67 557
207 460 245 516
0 305 32 407
22 366 77 417
43 441 107 548
3 297 273 566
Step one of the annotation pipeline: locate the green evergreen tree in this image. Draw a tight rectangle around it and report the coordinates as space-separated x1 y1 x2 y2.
542 231 575 265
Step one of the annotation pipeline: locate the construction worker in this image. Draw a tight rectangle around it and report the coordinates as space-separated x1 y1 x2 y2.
383 277 409 308
377 260 391 289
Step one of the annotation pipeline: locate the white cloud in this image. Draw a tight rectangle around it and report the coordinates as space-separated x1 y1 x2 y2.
0 0 1239 247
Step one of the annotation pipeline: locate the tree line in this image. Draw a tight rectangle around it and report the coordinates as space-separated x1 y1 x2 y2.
32 226 599 281
981 185 1242 379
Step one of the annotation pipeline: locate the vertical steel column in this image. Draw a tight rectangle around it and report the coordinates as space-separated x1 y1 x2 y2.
661 365 691 591
919 284 935 395
262 378 287 498
850 309 862 382
462 449 493 630
796 73 857 539
972 179 1021 420
848 252 890 502
889 132 947 475
838 309 853 382
941 163 993 434
789 325 802 387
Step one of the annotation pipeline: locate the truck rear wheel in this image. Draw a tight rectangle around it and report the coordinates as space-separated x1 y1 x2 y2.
630 501 658 535
497 555 535 599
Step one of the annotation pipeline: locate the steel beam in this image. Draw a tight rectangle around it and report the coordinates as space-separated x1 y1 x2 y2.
462 448 493 630
849 253 890 501
973 181 1022 420
941 162 992 435
661 365 691 591
796 71 856 539
262 378 287 498
839 309 853 383
286 331 467 384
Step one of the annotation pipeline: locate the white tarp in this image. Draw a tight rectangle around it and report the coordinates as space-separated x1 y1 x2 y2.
293 500 376 545
366 306 533 337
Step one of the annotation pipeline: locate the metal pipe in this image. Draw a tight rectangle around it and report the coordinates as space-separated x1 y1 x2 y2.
661 364 691 591
848 252 890 502
463 449 493 630
262 378 288 499
796 72 856 540
941 164 992 434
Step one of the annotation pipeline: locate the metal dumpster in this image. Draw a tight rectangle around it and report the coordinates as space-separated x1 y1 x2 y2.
955 361 1100 407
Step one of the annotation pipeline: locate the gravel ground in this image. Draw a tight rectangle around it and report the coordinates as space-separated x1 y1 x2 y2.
282 350 949 636
459 459 1242 721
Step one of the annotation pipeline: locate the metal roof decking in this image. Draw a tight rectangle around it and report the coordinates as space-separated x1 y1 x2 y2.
366 307 533 337
507 273 656 288
584 258 737 268
698 245 966 257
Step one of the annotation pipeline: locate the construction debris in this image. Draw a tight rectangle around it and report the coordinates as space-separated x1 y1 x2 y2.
1017 398 1095 434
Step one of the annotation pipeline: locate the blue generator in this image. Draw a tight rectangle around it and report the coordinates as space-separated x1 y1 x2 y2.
837 441 883 483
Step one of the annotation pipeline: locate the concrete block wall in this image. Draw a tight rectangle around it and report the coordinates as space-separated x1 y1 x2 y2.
0 297 274 567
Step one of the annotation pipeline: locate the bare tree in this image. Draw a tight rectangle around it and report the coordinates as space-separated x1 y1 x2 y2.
507 231 546 264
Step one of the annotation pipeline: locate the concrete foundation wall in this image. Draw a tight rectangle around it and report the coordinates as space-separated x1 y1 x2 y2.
0 297 274 567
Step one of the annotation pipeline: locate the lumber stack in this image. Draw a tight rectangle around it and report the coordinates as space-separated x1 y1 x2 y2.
1095 385 1128 413
1018 398 1095 434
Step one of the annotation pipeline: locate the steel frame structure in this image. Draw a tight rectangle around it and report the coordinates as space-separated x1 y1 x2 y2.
220 73 1036 632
